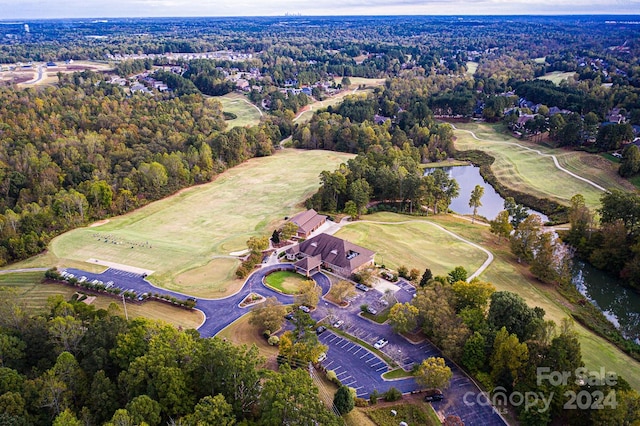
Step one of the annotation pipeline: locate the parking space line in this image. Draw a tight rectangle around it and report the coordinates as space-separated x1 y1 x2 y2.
353 348 362 356
324 360 334 368
340 341 350 348
360 353 369 359
376 366 387 372
333 366 344 373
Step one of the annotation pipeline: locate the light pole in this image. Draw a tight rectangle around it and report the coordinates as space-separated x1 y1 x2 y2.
122 294 129 320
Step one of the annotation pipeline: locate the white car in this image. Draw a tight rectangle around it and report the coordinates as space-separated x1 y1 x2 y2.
374 338 388 349
333 320 344 329
317 352 327 362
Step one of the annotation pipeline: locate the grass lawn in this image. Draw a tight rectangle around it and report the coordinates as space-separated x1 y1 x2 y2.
466 61 478 75
537 71 577 84
365 402 440 426
217 313 279 361
451 121 625 208
382 368 414 380
215 92 263 128
264 270 309 294
6 149 354 297
336 220 487 277
0 272 203 329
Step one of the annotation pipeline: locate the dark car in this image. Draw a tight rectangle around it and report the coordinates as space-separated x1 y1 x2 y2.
316 325 327 335
284 312 294 321
424 389 444 402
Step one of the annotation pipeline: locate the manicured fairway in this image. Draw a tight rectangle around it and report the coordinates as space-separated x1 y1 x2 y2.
9 149 353 296
451 121 625 208
335 216 488 278
538 71 577 84
215 92 263 128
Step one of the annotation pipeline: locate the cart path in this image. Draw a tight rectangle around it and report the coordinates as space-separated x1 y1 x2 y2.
450 124 607 192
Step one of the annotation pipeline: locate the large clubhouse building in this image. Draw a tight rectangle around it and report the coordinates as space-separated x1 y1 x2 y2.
288 209 327 239
286 233 375 277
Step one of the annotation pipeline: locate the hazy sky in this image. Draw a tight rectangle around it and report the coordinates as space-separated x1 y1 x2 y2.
1 0 639 20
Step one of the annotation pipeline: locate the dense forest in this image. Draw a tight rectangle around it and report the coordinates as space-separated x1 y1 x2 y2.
0 293 340 425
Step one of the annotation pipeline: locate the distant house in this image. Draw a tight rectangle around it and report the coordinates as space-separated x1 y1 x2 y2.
289 209 327 239
287 233 375 277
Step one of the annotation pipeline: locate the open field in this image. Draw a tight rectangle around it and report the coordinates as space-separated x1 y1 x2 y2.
554 150 637 192
215 92 263 128
174 257 240 298
450 121 627 208
0 61 114 88
295 78 386 123
466 61 478 75
5 149 354 298
538 71 577 84
264 270 309 294
336 218 487 276
0 271 203 328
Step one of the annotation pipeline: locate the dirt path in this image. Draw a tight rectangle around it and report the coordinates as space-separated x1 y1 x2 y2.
450 124 607 192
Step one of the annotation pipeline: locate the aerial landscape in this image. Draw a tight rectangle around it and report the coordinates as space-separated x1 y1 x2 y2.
0 2 639 425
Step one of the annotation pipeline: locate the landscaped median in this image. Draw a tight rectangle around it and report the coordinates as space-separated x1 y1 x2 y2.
263 269 310 294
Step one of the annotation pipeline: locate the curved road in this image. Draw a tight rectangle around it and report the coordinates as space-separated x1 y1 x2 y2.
63 259 506 425
450 124 607 192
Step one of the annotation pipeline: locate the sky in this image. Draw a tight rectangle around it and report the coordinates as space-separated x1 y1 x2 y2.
1 0 639 20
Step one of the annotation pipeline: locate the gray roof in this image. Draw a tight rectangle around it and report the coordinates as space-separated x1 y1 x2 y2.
298 233 375 272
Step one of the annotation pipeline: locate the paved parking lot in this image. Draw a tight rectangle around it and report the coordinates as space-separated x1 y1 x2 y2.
319 331 395 397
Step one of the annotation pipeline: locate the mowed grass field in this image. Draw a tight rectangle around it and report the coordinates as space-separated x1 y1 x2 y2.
215 92 263 128
335 217 487 276
264 270 309 294
466 61 478 75
538 71 577 84
0 271 203 329
451 121 628 208
8 149 354 298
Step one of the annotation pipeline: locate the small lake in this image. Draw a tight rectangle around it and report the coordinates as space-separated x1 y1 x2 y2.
424 165 547 221
573 262 640 344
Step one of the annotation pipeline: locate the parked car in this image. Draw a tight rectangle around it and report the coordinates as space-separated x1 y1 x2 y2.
355 283 370 292
373 338 388 349
299 305 310 313
316 326 327 335
285 312 294 321
333 320 344 329
317 352 327 362
424 389 444 402
367 306 378 315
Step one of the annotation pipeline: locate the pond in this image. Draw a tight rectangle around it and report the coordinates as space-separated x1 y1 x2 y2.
424 165 547 221
573 261 640 344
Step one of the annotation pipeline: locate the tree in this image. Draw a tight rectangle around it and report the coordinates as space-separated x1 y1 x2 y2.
490 327 529 388
295 280 321 308
348 178 371 216
490 210 513 241
53 408 82 426
388 302 419 334
185 394 236 426
333 385 355 415
488 291 544 341
419 268 433 287
566 194 593 251
451 279 495 312
341 76 351 89
329 280 355 304
343 200 358 220
619 144 640 177
447 266 467 284
280 221 299 241
504 197 529 229
462 331 486 373
126 395 162 426
510 214 542 263
469 185 484 223
530 232 569 284
270 229 280 245
247 236 269 254
415 357 453 390
249 297 287 334
259 366 340 426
